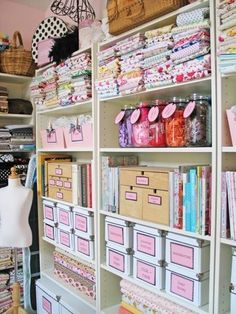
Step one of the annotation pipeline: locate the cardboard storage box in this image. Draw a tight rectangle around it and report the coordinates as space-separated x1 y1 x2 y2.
166 233 210 276
133 224 165 265
133 257 165 289
57 203 73 231
73 206 94 237
166 265 209 307
44 220 58 243
36 279 60 314
48 186 72 203
74 234 95 260
58 228 74 251
105 216 133 250
48 162 73 179
43 200 57 225
119 185 143 219
106 245 133 276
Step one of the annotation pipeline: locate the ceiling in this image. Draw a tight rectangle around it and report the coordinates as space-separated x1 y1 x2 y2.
7 0 51 11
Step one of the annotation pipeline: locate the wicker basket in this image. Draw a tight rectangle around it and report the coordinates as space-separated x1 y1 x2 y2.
107 0 188 35
0 31 35 77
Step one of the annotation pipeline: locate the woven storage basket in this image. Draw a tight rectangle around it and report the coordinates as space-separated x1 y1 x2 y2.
107 0 188 35
0 31 35 77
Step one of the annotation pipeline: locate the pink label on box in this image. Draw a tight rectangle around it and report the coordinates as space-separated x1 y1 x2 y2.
108 224 124 245
49 179 55 186
170 273 194 301
77 237 90 256
64 181 72 189
109 250 125 272
170 243 194 269
71 128 83 142
44 206 53 221
60 230 70 247
125 191 137 201
42 296 52 314
55 168 62 175
47 132 56 144
45 225 54 240
137 233 155 256
56 180 63 187
75 214 87 232
137 260 156 285
148 194 162 205
136 176 149 186
59 210 69 225
56 192 63 199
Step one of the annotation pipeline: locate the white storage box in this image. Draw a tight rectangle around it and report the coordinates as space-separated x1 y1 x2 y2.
133 224 165 265
133 257 165 289
105 216 133 250
58 228 74 251
74 234 95 260
106 245 133 276
44 220 58 243
57 203 73 231
166 233 210 276
43 200 57 224
74 206 94 237
166 266 209 307
36 279 60 314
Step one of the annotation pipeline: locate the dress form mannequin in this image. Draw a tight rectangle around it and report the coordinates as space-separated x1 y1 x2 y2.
0 167 33 314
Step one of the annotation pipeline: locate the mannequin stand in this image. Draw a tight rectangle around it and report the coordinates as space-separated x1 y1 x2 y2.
5 248 26 314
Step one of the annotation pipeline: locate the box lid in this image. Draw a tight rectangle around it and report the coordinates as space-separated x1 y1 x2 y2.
57 203 72 212
166 232 210 248
106 243 133 255
166 264 209 281
36 278 60 301
105 216 134 228
134 224 164 237
120 166 175 173
43 199 56 207
74 206 94 217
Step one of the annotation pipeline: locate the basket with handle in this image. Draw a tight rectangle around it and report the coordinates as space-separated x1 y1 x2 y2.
107 0 188 35
0 31 36 77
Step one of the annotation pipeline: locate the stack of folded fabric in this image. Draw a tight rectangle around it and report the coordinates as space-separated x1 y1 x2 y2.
53 250 96 300
0 86 8 113
0 32 9 51
171 7 211 83
0 289 12 314
56 60 72 106
120 279 196 314
42 65 58 108
218 0 236 74
96 46 120 98
0 248 12 269
116 33 146 95
5 125 35 151
144 25 174 88
0 129 11 151
70 52 92 103
30 75 46 111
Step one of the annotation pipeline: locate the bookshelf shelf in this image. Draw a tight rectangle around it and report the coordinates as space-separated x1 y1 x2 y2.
222 147 236 153
41 196 94 212
220 238 236 247
100 147 213 153
37 100 92 116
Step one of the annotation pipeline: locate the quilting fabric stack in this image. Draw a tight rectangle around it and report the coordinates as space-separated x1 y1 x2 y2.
218 0 236 74
0 289 12 314
171 6 211 83
0 129 11 151
96 46 120 98
116 33 146 95
0 248 12 270
119 279 196 314
5 125 34 151
56 60 72 106
70 52 92 103
0 86 8 113
53 250 96 300
30 75 46 111
0 32 9 52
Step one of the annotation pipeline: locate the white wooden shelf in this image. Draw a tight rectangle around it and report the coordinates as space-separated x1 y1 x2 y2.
0 72 31 84
41 196 94 212
100 264 209 314
100 210 211 241
222 147 236 153
37 148 93 153
220 238 236 247
100 147 213 153
0 113 32 119
37 100 92 116
41 268 96 311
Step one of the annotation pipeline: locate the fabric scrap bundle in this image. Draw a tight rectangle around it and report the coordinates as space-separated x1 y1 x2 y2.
0 86 8 113
30 75 46 111
42 65 58 108
56 60 72 106
0 129 11 151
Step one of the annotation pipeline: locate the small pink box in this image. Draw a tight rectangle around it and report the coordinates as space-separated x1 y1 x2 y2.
75 235 94 260
44 221 58 244
63 122 93 149
37 38 55 67
56 203 73 232
106 245 133 276
41 127 65 149
73 206 94 237
226 108 236 146
58 228 74 251
43 200 57 224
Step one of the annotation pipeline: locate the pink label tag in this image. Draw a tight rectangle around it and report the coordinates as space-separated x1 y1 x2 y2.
77 237 90 256
136 176 149 186
60 230 70 247
170 272 194 301
148 194 162 205
47 132 56 144
130 109 141 124
59 210 69 226
184 101 196 118
170 243 194 269
44 206 54 221
125 191 137 201
108 224 124 245
109 250 125 272
49 179 55 186
115 111 125 124
75 214 87 232
56 192 63 199
45 225 54 240
71 128 83 142
56 180 63 187
162 103 176 119
64 181 72 189
42 296 52 314
55 168 62 175
137 260 156 285
148 106 159 122
137 233 155 256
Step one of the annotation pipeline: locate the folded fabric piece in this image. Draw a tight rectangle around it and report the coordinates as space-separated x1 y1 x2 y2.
173 46 210 65
176 7 209 27
171 41 210 61
172 20 210 34
145 24 174 38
